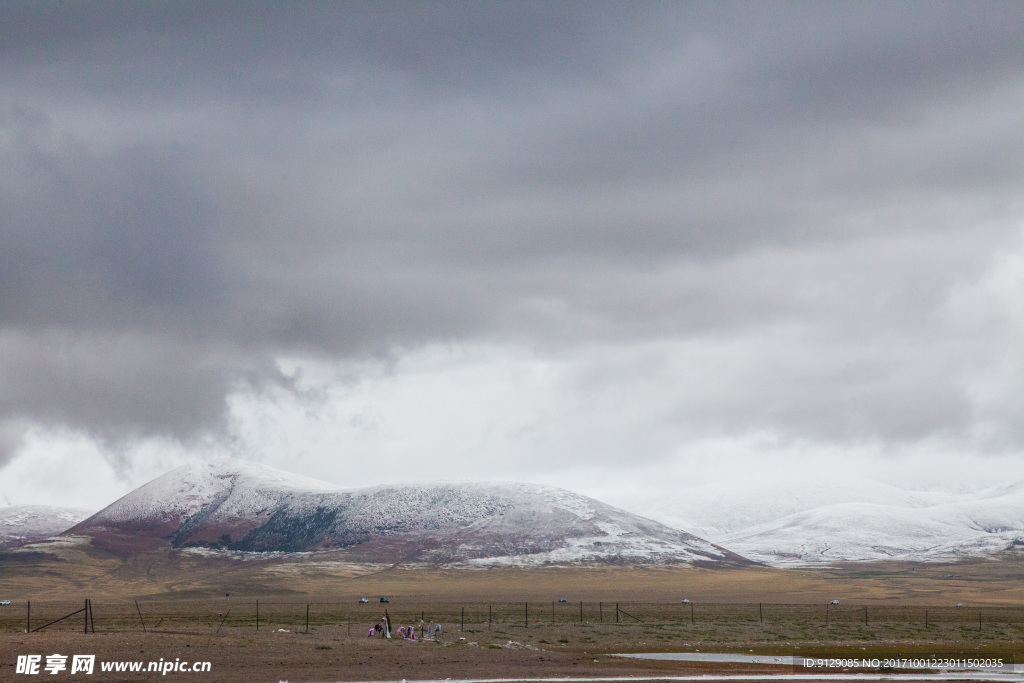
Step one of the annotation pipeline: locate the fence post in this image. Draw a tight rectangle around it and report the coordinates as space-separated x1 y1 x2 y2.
759 602 762 623
461 607 464 632
256 599 259 632
525 602 528 627
690 603 694 625
489 605 491 630
599 602 602 623
580 600 583 624
616 603 619 624
135 600 146 633
216 610 231 634
27 600 30 634
89 600 95 634
552 601 554 624
84 599 88 634
306 604 309 634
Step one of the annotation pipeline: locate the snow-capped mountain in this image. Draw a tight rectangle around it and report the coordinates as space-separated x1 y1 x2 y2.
0 505 93 549
70 459 747 566
718 502 984 565
631 477 1024 566
632 475 957 541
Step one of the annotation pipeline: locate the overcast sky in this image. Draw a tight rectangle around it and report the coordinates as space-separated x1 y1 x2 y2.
2 1 1024 510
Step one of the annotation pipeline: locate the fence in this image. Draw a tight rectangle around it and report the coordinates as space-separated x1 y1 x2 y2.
3 600 1023 642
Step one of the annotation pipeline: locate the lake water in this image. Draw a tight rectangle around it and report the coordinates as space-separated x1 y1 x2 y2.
616 652 794 665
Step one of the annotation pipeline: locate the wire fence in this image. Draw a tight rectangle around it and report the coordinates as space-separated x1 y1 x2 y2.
3 600 1024 641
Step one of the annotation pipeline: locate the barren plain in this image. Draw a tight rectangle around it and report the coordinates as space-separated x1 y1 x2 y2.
4 544 1024 681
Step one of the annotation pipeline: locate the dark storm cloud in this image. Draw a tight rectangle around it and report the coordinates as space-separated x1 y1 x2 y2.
0 330 234 438
0 115 223 333
0 1 643 100
1 1 1022 450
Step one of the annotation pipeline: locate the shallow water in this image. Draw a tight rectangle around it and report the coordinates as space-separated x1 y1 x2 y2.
615 652 794 665
342 674 1024 683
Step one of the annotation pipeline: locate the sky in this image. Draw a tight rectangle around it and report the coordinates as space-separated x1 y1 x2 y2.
1 1 1023 511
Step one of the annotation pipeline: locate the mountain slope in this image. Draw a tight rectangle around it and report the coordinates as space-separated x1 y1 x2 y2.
70 460 747 566
719 502 985 565
633 477 1024 566
0 505 93 549
632 476 957 540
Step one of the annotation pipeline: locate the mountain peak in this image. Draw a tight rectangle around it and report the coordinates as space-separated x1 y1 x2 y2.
70 460 747 566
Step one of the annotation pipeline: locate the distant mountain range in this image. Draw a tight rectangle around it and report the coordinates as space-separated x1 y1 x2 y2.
0 505 92 549
63 460 745 566
630 476 1024 565
6 461 1024 567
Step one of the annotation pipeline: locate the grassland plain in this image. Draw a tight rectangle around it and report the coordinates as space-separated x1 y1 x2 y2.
4 545 1024 681
3 598 1024 682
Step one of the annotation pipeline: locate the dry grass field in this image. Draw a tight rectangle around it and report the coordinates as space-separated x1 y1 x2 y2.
7 540 1024 604
4 543 1024 681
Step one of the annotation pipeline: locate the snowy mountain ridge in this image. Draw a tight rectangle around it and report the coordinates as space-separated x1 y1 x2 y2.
16 460 1024 567
70 459 746 566
0 505 93 549
630 476 1024 566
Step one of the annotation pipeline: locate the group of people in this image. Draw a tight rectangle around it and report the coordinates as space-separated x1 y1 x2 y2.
366 610 442 641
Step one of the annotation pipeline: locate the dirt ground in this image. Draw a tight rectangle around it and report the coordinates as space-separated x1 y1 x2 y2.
6 541 1024 605
5 549 1024 681
3 606 1023 683
0 627 806 683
